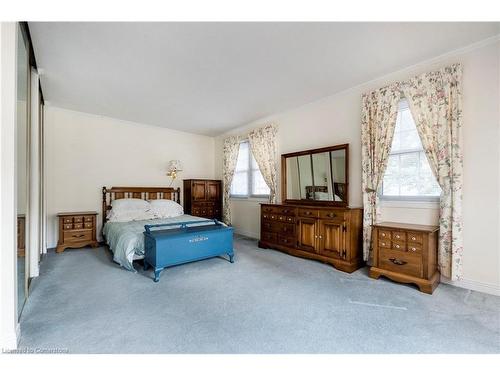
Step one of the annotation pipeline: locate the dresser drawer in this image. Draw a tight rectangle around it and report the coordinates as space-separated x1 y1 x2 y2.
73 223 83 230
63 217 73 224
64 223 73 230
63 230 92 243
261 221 274 232
391 240 406 252
408 232 423 244
277 235 295 247
379 249 422 278
319 210 344 220
261 231 277 243
73 216 83 223
276 207 296 216
261 205 279 214
298 208 319 218
84 216 94 222
279 223 295 236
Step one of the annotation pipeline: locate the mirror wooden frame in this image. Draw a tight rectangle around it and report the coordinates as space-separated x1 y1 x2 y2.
281 143 349 207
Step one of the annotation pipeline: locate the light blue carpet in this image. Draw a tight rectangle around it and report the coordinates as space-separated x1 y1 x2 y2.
19 235 500 353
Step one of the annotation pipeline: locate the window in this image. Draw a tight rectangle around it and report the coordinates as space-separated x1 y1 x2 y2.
231 141 270 198
381 99 441 200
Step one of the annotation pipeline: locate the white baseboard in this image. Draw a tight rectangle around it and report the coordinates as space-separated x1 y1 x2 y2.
234 229 259 240
441 276 500 296
16 322 20 346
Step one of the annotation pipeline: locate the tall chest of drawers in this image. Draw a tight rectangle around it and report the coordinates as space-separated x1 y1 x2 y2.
259 203 364 273
56 211 99 253
183 179 222 220
369 222 439 294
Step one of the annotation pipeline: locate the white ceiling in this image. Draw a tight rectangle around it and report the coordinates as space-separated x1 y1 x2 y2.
29 22 499 136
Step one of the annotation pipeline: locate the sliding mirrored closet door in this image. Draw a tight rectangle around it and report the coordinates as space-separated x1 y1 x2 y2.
16 23 31 317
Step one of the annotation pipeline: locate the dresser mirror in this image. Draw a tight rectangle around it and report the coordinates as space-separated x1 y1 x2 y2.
282 144 348 206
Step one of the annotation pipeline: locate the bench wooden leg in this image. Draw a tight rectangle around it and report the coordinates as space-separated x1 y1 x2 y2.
154 269 162 282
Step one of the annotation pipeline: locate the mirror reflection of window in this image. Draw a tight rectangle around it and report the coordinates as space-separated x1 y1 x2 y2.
330 150 346 201
17 24 30 318
312 152 332 201
297 155 312 200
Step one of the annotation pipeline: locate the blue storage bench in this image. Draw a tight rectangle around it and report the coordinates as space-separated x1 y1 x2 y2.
143 220 234 282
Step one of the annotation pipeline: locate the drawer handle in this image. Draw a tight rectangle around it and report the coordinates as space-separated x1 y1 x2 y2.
411 236 417 241
305 211 311 215
381 233 386 237
389 258 407 266
326 213 336 218
395 244 400 249
410 247 417 252
395 235 400 239
381 242 386 246
72 234 85 238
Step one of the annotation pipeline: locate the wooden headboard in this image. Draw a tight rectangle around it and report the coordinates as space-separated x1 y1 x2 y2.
102 186 181 225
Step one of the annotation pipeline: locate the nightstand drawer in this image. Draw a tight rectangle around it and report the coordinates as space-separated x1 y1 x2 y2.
64 223 73 230
408 232 423 244
391 240 406 252
392 231 406 242
84 222 93 229
379 249 422 278
378 238 391 248
63 230 92 243
378 229 391 240
63 217 73 224
73 217 83 223
73 223 83 229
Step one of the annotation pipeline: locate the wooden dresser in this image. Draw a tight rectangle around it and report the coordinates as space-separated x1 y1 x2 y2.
259 203 364 273
56 211 98 253
369 222 439 294
183 179 222 220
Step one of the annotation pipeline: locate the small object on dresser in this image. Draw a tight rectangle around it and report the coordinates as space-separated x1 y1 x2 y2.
56 211 99 253
369 222 439 294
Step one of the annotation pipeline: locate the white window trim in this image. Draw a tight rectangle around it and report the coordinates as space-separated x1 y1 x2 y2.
230 140 270 199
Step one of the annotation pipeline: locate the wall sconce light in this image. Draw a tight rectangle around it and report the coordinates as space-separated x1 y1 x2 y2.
166 160 183 186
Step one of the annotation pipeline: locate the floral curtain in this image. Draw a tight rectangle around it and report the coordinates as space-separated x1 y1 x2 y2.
222 135 240 225
248 123 279 203
361 83 401 262
402 64 463 280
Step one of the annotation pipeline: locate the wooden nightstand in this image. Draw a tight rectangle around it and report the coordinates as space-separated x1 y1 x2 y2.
56 211 99 253
369 222 439 294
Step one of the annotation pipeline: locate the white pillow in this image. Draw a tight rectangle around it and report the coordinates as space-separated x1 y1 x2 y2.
149 199 184 218
107 208 156 222
111 198 150 211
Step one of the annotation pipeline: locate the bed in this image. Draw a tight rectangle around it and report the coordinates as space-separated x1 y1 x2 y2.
101 186 232 272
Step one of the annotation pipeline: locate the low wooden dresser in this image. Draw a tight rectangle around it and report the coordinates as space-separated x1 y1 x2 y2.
259 203 364 273
56 211 98 253
369 222 439 294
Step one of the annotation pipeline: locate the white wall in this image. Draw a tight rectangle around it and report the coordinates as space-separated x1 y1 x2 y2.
45 107 216 248
215 38 500 294
0 22 19 349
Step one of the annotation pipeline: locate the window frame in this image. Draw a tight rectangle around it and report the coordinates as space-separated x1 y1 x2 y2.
230 140 270 199
380 99 441 203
